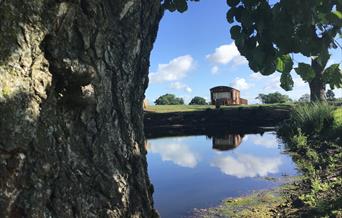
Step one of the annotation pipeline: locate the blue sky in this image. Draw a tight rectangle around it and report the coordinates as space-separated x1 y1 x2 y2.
146 0 342 104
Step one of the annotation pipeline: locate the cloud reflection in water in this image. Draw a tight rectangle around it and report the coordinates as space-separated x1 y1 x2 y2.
211 154 282 178
250 134 278 149
147 141 199 168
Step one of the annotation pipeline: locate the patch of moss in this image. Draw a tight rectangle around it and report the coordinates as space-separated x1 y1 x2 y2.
2 85 12 98
194 184 298 218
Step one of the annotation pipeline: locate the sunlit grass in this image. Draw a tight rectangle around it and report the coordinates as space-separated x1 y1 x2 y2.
291 102 335 135
145 103 292 113
333 108 342 128
145 105 213 113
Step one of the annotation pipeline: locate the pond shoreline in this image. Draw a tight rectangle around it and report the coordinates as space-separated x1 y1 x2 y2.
190 176 301 218
191 105 342 217
144 105 291 138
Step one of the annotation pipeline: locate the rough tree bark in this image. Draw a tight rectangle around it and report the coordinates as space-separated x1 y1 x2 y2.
309 59 326 102
0 0 162 217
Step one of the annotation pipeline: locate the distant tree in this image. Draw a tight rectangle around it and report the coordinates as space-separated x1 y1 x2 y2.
154 94 184 105
256 92 292 104
326 90 336 101
298 94 311 103
189 96 207 105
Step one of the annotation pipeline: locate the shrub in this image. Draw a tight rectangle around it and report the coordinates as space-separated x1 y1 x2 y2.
279 102 334 138
256 92 292 104
154 94 184 105
293 102 334 135
189 96 207 105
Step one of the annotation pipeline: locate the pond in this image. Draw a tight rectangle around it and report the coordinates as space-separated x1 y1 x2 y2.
146 132 298 218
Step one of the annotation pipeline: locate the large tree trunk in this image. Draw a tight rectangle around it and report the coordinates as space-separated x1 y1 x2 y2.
309 59 326 101
0 0 162 217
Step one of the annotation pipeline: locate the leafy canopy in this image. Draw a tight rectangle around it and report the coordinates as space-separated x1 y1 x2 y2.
154 93 184 105
162 0 199 13
189 96 207 105
226 0 342 91
256 92 292 104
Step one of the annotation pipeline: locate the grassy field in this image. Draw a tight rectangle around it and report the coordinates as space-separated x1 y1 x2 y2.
145 105 213 113
145 103 292 113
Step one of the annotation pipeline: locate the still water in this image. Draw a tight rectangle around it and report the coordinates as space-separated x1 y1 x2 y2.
146 132 298 218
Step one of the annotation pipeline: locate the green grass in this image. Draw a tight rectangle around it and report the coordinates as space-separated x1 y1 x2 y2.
145 103 292 113
278 102 335 138
145 105 214 113
332 108 342 138
333 108 342 128
292 102 334 134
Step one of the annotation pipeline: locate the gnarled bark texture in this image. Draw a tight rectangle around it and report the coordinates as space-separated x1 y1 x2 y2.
0 0 162 217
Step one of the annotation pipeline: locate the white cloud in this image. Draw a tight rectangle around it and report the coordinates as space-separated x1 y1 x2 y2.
211 154 282 178
293 75 307 88
211 66 219 74
250 73 264 80
232 56 248 66
231 77 252 90
170 82 192 93
149 55 194 83
147 142 199 168
262 74 281 92
250 134 278 149
332 88 342 98
206 42 247 66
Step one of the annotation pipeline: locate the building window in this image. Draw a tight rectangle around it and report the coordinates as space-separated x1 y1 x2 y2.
213 92 231 100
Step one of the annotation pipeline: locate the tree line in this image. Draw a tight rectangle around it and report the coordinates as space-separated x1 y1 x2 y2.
154 94 208 105
154 89 339 105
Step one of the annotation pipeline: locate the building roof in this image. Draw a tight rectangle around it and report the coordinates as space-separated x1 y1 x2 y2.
210 86 239 92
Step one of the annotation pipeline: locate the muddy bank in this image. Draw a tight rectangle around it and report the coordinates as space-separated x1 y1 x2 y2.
144 105 291 138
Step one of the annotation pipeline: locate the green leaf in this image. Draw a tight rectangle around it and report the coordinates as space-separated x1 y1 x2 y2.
314 50 330 68
241 10 253 29
276 55 293 74
163 0 177 12
245 37 256 49
234 6 244 22
174 0 188 13
230 25 242 40
326 11 342 25
333 10 342 19
260 62 276 75
226 8 235 23
248 60 260 72
276 57 285 73
252 47 265 67
227 0 240 7
295 63 316 82
280 72 294 91
323 64 342 89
